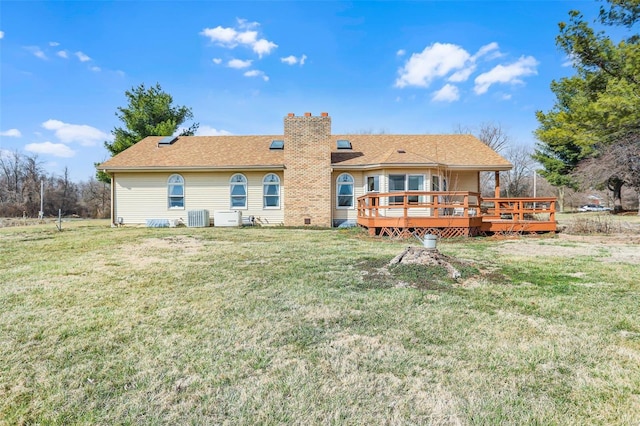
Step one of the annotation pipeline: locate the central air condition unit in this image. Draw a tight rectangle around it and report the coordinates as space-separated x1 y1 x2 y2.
214 210 242 227
187 209 210 227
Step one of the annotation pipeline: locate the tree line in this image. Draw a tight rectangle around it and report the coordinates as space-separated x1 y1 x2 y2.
0 151 110 218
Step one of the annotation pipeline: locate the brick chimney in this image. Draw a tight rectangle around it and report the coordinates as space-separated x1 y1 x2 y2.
283 112 332 227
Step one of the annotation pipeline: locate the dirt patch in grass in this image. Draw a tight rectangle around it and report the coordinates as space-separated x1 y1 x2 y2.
357 247 483 290
494 233 640 264
90 235 206 271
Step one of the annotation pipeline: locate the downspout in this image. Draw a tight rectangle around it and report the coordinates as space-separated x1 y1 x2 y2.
110 172 116 227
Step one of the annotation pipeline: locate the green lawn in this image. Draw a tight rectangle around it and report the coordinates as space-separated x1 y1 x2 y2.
1 221 639 424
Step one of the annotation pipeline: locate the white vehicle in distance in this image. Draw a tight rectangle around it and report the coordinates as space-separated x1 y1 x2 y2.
578 204 612 212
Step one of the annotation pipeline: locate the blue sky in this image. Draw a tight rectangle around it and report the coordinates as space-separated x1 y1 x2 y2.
1 1 600 182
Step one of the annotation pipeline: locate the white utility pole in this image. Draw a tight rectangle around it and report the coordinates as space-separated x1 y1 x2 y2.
38 180 44 220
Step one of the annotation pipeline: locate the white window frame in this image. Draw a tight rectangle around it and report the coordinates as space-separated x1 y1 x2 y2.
388 174 424 204
263 173 280 209
229 173 248 209
366 175 380 192
407 174 425 203
168 174 185 210
336 173 355 209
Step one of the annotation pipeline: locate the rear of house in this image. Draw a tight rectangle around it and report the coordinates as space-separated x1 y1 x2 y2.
98 112 513 228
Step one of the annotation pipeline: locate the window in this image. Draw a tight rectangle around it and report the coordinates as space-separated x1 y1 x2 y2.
263 173 280 208
389 174 406 204
229 174 247 209
432 176 440 191
366 175 379 192
168 174 184 209
336 173 354 208
408 175 424 203
389 174 424 204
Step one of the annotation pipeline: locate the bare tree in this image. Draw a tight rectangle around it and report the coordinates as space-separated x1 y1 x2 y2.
453 122 511 153
21 155 45 216
575 133 640 214
502 145 536 197
454 122 513 197
0 150 23 208
78 177 111 218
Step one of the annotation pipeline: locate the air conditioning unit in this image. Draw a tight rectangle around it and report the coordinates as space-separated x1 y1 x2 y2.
187 209 210 228
214 210 242 227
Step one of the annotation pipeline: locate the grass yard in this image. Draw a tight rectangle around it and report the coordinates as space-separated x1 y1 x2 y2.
1 221 639 425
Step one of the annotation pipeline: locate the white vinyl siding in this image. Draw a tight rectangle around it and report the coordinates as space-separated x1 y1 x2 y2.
113 171 285 225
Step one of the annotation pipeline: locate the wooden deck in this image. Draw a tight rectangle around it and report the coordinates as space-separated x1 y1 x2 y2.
357 192 556 238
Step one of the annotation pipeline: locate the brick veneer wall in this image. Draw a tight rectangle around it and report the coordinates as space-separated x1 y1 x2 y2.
283 112 332 227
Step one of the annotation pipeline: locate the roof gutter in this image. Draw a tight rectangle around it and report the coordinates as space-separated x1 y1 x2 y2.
331 163 512 171
100 164 286 173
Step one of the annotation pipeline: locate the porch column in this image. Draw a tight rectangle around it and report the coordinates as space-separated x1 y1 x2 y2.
494 171 501 198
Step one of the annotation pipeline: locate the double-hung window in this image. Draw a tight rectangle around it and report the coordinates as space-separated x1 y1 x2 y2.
168 174 185 209
389 174 406 204
263 174 280 208
230 174 247 209
389 174 424 204
336 173 354 209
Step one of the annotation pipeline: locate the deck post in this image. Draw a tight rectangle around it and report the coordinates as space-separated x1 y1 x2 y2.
494 171 501 198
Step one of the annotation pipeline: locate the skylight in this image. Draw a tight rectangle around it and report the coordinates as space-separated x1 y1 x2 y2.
158 136 177 146
270 140 284 150
336 139 352 149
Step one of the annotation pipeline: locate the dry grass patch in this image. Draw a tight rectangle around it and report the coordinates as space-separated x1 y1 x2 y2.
1 222 639 424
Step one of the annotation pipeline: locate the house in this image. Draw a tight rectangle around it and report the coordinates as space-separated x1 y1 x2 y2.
99 112 554 235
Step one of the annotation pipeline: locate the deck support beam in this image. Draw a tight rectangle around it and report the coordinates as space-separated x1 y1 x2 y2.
495 171 501 198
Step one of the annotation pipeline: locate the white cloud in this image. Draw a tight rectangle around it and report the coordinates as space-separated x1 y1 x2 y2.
212 58 222 64
195 125 233 136
236 30 258 45
281 55 297 65
0 31 4 39
236 18 259 30
25 142 75 158
75 51 91 62
244 70 269 81
281 54 307 66
472 42 501 61
201 26 238 45
432 84 460 102
448 66 476 83
57 50 69 59
200 19 277 58
252 39 277 58
42 119 109 146
474 55 538 94
395 43 471 88
228 58 252 69
89 66 101 72
25 46 47 60
0 129 22 137
396 49 406 57
49 41 60 47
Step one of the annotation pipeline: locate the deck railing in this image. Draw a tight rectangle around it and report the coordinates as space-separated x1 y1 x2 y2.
357 191 482 218
357 191 557 236
482 197 556 222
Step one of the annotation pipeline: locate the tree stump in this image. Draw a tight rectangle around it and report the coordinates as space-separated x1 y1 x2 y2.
389 247 461 279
